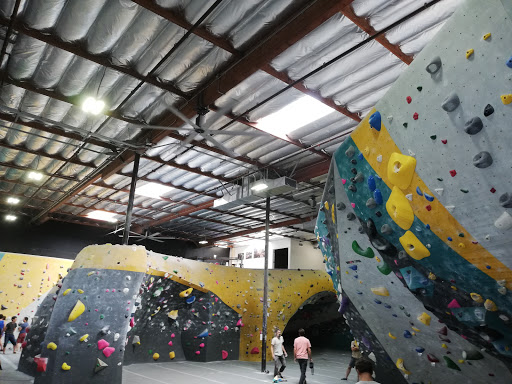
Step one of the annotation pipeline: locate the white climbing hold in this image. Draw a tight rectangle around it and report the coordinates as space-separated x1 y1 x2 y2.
376 155 383 163
485 234 491 241
494 212 512 230
407 150 416 157
405 194 413 201
445 205 455 213
434 188 444 196
126 276 131 281
114 333 120 341
498 287 507 295
497 280 507 287
123 288 129 294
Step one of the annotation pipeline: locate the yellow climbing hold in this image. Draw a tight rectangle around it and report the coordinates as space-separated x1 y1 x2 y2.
483 33 491 40
428 272 436 280
331 208 336 224
441 343 448 349
153 353 160 360
169 351 175 359
371 287 390 297
62 289 71 296
396 358 411 375
501 94 512 105
168 310 178 320
458 243 465 249
470 293 484 303
79 334 89 342
388 332 397 340
179 288 193 298
67 300 86 322
386 186 414 230
77 289 84 294
87 271 95 276
411 326 421 333
459 359 465 364
399 231 430 260
466 49 474 59
61 362 71 371
376 257 381 262
47 342 57 350
417 312 431 326
484 299 498 311
324 201 329 210
387 152 417 190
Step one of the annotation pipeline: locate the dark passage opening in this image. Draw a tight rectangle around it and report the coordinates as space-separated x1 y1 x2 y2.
274 248 289 269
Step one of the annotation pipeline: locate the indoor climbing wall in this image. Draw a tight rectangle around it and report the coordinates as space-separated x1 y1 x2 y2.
0 251 73 317
316 0 512 383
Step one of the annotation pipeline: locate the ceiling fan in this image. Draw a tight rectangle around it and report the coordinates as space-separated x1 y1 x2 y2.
105 226 177 243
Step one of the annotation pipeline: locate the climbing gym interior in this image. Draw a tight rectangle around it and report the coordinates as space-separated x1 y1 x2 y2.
0 0 511 383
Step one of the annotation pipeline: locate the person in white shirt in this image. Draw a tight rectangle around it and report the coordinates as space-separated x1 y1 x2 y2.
355 358 379 384
271 329 288 379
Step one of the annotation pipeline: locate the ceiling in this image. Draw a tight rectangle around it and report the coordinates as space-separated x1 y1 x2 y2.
0 0 462 246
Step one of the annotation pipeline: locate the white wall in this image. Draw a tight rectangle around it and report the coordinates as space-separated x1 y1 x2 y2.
289 239 324 270
230 238 290 269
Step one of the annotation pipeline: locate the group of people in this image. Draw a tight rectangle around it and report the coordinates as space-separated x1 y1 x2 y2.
271 329 378 384
0 315 29 354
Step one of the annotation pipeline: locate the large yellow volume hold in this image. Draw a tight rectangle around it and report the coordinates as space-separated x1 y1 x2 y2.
396 358 411 375
386 186 414 230
399 231 430 260
67 300 86 322
371 287 390 297
179 288 193 298
387 153 417 190
417 312 431 326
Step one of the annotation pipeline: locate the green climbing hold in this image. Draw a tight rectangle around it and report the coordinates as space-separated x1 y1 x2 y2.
99 315 104 320
403 123 408 128
443 356 461 371
162 256 169 260
352 241 375 258
430 135 437 140
148 350 152 354
173 270 178 274
377 262 392 275
460 189 469 193
458 233 465 237
417 86 423 92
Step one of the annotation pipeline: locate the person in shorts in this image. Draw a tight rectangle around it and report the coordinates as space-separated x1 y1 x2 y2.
3 316 17 354
16 317 29 351
342 339 362 380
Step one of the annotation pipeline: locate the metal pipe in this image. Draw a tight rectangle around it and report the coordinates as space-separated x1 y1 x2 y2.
261 195 270 372
123 153 141 244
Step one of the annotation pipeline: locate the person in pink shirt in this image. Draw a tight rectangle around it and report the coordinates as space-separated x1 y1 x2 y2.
293 328 312 384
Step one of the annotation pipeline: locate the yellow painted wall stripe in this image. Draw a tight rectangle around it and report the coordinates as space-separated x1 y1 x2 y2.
351 109 512 289
73 244 148 273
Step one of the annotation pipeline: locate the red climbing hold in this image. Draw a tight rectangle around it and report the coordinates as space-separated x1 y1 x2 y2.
406 96 412 104
250 347 260 354
490 188 496 193
449 170 457 177
442 139 447 144
413 112 419 120
426 205 432 211
35 356 48 372
222 350 228 360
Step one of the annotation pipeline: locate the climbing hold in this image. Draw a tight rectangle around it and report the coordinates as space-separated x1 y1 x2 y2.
483 33 491 40
168 310 178 320
367 175 376 191
466 48 475 59
347 212 356 221
250 347 260 354
386 187 414 230
132 335 141 345
417 312 431 326
447 299 461 308
473 151 493 168
441 92 460 112
463 350 484 360
413 112 419 120
35 356 48 372
441 139 447 144
388 333 397 340
444 356 461 371
97 339 109 350
348 185 357 192
79 334 89 342
222 350 228 360
169 351 175 359
484 104 494 117
415 347 425 354
197 329 209 338
438 326 448 336
416 186 423 196
387 152 417 190
399 231 430 260
495 211 512 230
337 202 346 210
345 146 355 158
470 293 484 303
63 288 71 296
499 192 512 208
179 288 193 298
405 193 412 201
501 94 512 105
417 86 422 91
428 354 439 363
403 330 412 338
377 262 392 276
406 96 412 104
403 122 408 128
449 170 457 177
153 353 160 360
441 343 448 349
424 193 434 202
373 189 383 205
369 111 382 131
396 358 411 375
381 224 393 234
102 347 115 358
67 300 85 322
186 296 196 304
47 342 57 350
464 117 483 135
366 198 377 209
61 362 71 371
236 318 243 327
352 241 374 258
376 155 382 162
426 56 442 74
484 299 498 311
353 173 364 183
94 358 108 373
371 287 389 297
430 135 437 140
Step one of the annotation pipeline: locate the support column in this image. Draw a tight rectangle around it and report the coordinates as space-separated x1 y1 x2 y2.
261 196 270 372
122 153 140 245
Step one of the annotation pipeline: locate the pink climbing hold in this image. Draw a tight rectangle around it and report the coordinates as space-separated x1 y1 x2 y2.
168 341 173 346
199 343 205 348
236 319 243 327
224 326 229 331
130 318 134 327
447 299 461 309
195 351 201 355
102 347 115 358
449 170 457 177
97 339 109 350
406 96 412 104
413 112 419 120
351 203 356 208
222 350 228 360
215 297 218 303
171 333 175 338
341 179 347 185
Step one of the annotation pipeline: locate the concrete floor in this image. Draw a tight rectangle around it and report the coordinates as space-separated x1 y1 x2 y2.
0 348 360 384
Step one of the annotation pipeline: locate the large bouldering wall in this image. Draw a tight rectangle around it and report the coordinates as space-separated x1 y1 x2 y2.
316 0 512 383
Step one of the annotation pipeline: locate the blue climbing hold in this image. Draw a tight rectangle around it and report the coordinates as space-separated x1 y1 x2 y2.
369 111 382 131
424 192 434 202
374 189 383 205
426 224 430 229
374 299 382 304
392 314 398 317
384 304 392 309
507 55 512 68
186 296 196 304
367 175 376 192
349 265 358 271
416 186 423 196
404 330 412 338
356 291 363 295
416 347 425 353
447 237 453 242
354 275 358 279
197 329 209 338
358 153 364 160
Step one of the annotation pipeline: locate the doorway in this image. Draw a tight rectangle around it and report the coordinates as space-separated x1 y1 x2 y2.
274 248 288 269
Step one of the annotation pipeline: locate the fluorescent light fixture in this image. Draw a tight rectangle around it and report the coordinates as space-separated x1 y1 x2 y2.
7 197 20 205
86 210 118 223
28 171 43 181
5 214 16 221
198 240 208 245
135 182 174 199
82 96 105 115
256 95 333 136
251 182 268 192
213 254 217 259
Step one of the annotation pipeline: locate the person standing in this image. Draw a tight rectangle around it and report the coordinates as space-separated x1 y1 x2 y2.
293 328 312 384
0 314 5 352
342 338 362 380
354 358 379 384
16 317 29 351
271 329 288 379
3 316 17 354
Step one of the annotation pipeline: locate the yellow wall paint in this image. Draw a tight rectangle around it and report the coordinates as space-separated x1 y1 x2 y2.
350 109 512 288
148 251 336 361
73 244 148 273
0 252 73 315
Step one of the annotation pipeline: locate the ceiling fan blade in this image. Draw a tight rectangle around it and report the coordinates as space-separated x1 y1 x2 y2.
167 103 202 130
139 125 195 131
182 132 199 146
204 130 267 137
202 133 238 157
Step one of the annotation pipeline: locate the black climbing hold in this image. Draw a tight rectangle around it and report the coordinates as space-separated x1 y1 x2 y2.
348 185 357 192
417 86 423 92
358 226 364 234
464 117 483 135
403 122 408 128
375 211 382 217
351 159 357 165
430 135 437 140
437 178 443 182
347 213 356 221
426 56 442 74
337 202 346 211
351 168 357 175
499 192 512 208
484 104 494 117
350 177 356 183
473 151 493 168
441 92 460 112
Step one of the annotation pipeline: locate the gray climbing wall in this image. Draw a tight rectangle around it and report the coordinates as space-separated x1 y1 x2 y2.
316 0 512 382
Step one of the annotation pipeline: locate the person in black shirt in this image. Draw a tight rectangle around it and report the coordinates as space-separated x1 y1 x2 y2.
3 316 17 354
